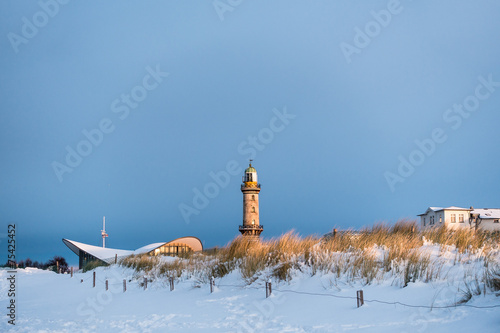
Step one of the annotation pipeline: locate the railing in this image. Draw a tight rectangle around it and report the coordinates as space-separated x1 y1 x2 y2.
241 184 261 190
239 225 264 230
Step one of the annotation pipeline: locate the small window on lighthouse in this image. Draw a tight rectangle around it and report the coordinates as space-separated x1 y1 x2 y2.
252 207 255 213
252 219 255 225
248 174 253 182
252 195 255 201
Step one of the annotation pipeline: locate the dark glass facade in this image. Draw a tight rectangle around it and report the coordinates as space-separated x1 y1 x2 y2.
79 249 105 269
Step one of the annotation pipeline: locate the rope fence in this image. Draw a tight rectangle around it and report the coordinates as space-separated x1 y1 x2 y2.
70 272 500 310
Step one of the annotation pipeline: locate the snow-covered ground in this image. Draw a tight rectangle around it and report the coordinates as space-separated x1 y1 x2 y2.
2 245 500 333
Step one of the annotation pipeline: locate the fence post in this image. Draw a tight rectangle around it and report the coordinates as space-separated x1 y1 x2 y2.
170 277 174 291
93 272 96 288
115 254 117 264
106 280 108 291
357 290 364 308
81 279 83 283
123 279 126 293
71 267 73 278
266 282 272 298
144 277 147 290
210 276 214 293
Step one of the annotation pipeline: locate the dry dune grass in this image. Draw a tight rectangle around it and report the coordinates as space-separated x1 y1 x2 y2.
120 220 500 287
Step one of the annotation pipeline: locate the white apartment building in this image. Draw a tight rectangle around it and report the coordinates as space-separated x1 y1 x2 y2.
418 206 500 231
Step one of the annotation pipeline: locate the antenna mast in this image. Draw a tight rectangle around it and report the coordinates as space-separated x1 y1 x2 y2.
101 216 108 248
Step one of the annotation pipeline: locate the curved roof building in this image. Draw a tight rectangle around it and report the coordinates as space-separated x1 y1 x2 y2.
63 237 203 269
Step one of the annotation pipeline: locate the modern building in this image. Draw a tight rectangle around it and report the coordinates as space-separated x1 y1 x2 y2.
239 161 263 238
63 236 203 269
418 206 500 231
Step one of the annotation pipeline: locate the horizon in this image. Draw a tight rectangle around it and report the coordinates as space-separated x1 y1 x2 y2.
2 1 500 267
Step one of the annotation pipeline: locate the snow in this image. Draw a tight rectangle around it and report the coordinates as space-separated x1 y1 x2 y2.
442 206 470 211
63 239 137 262
472 209 500 219
133 243 166 255
1 245 499 332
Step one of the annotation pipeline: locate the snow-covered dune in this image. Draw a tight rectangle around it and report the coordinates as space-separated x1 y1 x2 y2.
2 243 500 333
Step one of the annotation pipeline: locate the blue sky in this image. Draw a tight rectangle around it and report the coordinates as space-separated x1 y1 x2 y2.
1 0 500 266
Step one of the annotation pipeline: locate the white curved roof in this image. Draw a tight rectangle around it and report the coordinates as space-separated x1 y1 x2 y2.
63 237 203 263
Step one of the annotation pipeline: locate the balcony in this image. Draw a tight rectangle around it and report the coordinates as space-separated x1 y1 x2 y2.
241 184 261 190
239 225 264 231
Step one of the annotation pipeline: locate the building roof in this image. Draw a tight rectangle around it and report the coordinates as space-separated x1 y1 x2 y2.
62 236 203 264
471 208 500 219
245 166 256 173
418 206 471 216
245 161 257 173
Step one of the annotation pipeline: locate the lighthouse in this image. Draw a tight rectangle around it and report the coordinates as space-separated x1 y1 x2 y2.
239 160 263 238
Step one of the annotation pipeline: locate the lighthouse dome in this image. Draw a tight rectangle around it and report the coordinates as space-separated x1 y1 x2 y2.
245 166 256 173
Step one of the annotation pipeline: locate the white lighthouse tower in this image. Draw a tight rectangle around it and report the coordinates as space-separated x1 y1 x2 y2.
239 161 263 238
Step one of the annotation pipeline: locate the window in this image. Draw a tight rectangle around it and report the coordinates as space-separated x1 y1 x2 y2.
423 217 426 226
439 215 442 223
494 219 499 224
252 195 255 201
429 216 436 225
252 207 255 213
459 214 464 223
152 243 193 256
451 214 456 223
252 219 255 225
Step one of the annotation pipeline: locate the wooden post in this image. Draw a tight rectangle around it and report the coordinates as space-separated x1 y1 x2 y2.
93 272 96 288
170 277 174 291
71 267 73 278
357 290 364 308
106 280 108 291
115 254 117 264
56 261 59 273
266 282 272 298
211 277 215 293
144 277 147 290
123 279 126 293
80 279 83 283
